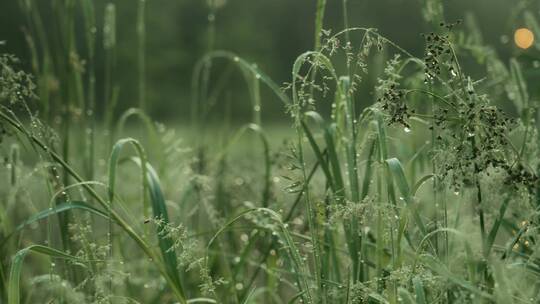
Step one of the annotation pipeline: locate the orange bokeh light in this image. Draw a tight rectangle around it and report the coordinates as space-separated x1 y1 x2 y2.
514 28 534 49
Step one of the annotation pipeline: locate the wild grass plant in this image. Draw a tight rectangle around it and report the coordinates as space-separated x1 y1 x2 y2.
1 0 540 303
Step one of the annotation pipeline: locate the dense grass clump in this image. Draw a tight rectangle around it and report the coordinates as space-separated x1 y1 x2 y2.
1 1 540 303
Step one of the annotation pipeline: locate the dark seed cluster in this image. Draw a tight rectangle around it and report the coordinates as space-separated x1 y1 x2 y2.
379 84 413 128
503 163 539 193
0 54 37 105
421 20 461 83
436 85 536 192
376 55 414 128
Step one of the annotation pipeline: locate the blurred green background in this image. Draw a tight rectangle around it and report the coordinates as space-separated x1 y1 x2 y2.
0 0 538 122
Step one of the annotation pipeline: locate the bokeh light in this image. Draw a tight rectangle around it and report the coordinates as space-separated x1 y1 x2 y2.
514 28 534 49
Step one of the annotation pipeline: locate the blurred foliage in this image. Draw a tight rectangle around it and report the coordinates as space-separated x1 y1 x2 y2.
0 0 538 121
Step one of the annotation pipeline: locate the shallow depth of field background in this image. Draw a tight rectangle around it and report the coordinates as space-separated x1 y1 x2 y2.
1 0 536 122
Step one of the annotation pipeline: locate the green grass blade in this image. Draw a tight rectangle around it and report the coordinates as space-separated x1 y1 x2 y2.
131 157 183 291
194 51 291 107
413 277 427 304
411 174 434 196
8 245 82 304
14 202 108 234
385 158 427 236
109 138 150 219
485 196 510 257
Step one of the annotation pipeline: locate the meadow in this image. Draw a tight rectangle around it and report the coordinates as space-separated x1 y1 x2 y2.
1 0 540 303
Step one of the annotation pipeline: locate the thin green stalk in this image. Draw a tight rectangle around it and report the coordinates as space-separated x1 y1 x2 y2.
104 2 118 147
137 0 146 111
314 0 327 51
82 0 96 181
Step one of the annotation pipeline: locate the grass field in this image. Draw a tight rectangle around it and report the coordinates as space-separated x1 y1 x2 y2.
1 0 540 303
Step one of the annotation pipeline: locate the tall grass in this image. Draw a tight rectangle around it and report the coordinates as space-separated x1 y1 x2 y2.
1 1 540 303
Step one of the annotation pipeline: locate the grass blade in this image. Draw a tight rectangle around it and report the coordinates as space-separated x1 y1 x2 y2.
8 245 82 304
131 157 183 291
385 158 427 236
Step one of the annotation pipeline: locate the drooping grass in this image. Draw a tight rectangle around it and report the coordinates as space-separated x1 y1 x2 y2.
1 1 540 303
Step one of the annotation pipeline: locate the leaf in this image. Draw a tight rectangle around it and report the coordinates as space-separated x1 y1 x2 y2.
8 245 82 304
485 196 510 256
132 158 182 290
385 158 427 236
413 277 427 304
16 202 108 231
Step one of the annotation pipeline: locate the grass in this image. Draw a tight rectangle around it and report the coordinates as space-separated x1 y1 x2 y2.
1 0 540 303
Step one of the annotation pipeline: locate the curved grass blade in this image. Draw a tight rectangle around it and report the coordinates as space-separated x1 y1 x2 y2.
214 123 271 207
131 157 182 290
0 112 187 303
8 245 82 304
14 202 107 236
115 108 163 167
193 51 291 107
109 138 150 221
411 174 434 197
1 202 108 248
115 108 159 140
